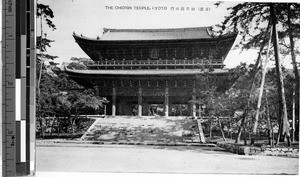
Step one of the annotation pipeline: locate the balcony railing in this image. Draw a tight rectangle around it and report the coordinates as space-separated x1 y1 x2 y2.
87 59 224 67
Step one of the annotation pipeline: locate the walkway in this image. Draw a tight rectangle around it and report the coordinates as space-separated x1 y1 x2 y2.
36 143 298 174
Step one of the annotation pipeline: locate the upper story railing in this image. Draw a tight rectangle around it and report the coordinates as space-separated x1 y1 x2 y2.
87 58 224 68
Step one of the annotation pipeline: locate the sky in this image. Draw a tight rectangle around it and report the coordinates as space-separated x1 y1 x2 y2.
1 0 296 68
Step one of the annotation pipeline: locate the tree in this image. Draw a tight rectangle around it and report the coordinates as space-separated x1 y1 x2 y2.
195 68 238 141
56 89 107 135
36 3 58 123
270 4 290 146
227 64 261 144
277 3 300 141
36 67 108 137
217 2 298 146
252 25 273 145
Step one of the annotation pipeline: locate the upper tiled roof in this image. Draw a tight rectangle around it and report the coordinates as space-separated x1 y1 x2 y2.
64 67 229 76
97 27 216 41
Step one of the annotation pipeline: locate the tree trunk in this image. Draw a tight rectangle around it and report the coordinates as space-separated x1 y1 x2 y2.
292 92 295 142
218 117 227 141
244 120 249 145
251 25 273 145
196 119 206 143
57 116 60 137
265 97 273 147
210 118 213 138
236 112 246 143
37 61 43 96
270 4 291 146
235 21 271 143
287 4 299 141
37 15 43 125
276 117 283 145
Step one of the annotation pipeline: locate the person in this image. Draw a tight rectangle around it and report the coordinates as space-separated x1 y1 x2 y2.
132 106 137 116
150 106 156 116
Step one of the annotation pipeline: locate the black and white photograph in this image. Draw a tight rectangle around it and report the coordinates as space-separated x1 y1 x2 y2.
1 0 299 176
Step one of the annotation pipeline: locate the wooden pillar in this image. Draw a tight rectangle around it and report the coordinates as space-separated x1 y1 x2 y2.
192 87 196 117
138 86 142 117
112 87 116 117
198 105 202 118
94 85 99 95
94 85 99 115
118 99 123 115
165 86 169 117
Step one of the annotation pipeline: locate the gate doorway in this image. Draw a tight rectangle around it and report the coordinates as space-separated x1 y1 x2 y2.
171 104 189 116
148 104 164 116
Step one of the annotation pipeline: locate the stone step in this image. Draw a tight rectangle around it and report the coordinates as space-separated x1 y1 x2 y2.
81 116 200 143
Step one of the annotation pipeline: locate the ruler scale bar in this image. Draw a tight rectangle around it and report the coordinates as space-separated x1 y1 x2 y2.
2 0 17 176
2 0 36 176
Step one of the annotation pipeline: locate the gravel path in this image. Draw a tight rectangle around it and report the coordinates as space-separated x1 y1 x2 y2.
36 143 298 175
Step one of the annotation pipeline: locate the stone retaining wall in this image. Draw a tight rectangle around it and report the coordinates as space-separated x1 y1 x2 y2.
217 142 299 157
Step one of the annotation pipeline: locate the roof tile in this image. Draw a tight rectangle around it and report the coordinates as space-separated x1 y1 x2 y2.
99 27 214 41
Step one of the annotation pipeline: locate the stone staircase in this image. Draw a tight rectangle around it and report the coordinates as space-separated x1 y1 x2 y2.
81 116 201 144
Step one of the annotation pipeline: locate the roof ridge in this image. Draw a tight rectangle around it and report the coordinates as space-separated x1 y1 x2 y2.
103 26 211 33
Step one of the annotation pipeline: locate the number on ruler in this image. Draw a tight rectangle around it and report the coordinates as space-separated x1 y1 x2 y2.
7 0 13 13
11 135 15 146
7 81 13 85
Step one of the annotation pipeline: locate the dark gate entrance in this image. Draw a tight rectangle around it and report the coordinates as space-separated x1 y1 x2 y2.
171 104 189 116
148 104 164 116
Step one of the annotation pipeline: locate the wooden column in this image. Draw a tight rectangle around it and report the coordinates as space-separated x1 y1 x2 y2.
94 85 100 115
165 86 169 117
192 87 196 117
94 85 99 96
118 99 123 115
112 87 116 117
138 87 142 117
94 85 99 114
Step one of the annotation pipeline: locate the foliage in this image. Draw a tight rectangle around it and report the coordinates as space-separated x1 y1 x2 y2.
66 57 95 70
198 62 298 144
37 3 56 30
66 62 87 70
36 68 108 137
36 3 57 62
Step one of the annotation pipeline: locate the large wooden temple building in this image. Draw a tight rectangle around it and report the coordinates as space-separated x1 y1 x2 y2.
65 27 237 117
